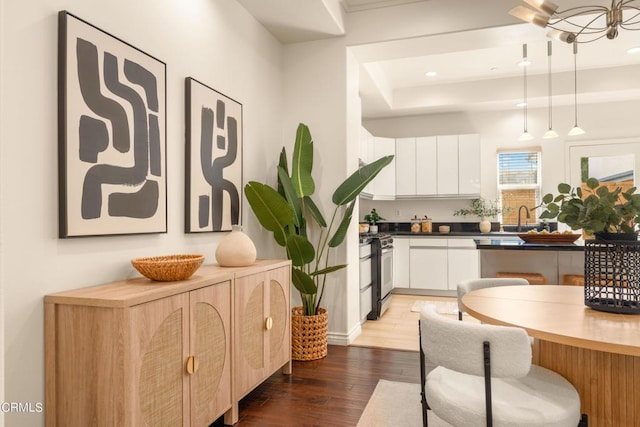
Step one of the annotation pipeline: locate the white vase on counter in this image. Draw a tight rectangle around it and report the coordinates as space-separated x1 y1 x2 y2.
479 217 492 233
370 224 379 234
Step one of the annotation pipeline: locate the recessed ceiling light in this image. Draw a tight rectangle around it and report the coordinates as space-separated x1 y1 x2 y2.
518 60 531 67
627 46 640 54
425 71 437 77
516 102 527 107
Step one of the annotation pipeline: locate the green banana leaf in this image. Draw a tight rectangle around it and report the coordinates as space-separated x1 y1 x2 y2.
286 235 315 267
292 268 317 295
310 264 348 276
291 123 315 198
332 155 394 205
276 147 289 197
244 181 293 233
303 195 327 228
329 201 355 247
277 166 303 229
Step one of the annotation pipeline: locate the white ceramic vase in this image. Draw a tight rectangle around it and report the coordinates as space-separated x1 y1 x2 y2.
215 225 257 267
479 218 492 233
369 225 379 234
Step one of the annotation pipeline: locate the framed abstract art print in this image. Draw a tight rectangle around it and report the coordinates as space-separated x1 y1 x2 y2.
58 11 167 237
185 77 243 233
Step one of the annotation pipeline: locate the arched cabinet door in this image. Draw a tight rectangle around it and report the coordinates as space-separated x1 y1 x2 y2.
189 282 232 427
234 266 291 399
130 282 232 427
131 293 190 427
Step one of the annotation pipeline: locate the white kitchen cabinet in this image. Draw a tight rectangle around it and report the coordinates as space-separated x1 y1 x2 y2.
436 135 459 195
416 137 438 196
447 239 480 289
360 127 375 196
393 236 410 288
409 239 448 290
395 138 416 196
371 137 396 198
458 134 481 195
401 238 480 292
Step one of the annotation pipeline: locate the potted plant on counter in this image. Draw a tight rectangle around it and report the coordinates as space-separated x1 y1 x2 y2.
364 208 385 234
244 123 393 360
537 178 640 314
453 198 504 233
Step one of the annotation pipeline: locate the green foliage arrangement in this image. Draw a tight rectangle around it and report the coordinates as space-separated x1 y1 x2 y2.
364 208 385 225
536 178 640 235
244 123 393 315
453 198 504 219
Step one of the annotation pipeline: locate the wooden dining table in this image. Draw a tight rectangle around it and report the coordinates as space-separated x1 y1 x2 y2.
461 285 640 427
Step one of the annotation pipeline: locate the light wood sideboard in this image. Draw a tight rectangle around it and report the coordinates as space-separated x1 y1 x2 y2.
44 259 291 427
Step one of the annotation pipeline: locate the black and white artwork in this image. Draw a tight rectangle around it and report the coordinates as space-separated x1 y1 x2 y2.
185 78 242 233
58 11 167 237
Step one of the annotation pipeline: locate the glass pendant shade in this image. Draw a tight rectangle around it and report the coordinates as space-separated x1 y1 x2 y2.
568 126 585 136
519 131 534 141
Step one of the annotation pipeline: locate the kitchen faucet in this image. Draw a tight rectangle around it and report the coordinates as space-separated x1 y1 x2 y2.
517 205 531 232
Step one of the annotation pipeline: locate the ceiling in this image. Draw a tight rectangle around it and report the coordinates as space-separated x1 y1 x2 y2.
238 0 640 119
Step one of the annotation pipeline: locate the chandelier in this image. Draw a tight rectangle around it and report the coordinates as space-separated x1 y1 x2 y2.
509 0 640 43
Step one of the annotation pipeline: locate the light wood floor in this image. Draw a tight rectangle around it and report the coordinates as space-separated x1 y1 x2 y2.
351 293 478 352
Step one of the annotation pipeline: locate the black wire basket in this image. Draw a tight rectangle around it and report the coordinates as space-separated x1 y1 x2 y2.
584 240 640 314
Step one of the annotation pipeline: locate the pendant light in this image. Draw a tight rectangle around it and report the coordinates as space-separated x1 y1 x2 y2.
518 44 534 141
568 41 586 136
543 41 558 139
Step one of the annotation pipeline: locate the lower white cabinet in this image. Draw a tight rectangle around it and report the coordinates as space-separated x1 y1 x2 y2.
409 239 448 290
406 238 479 291
447 241 480 289
393 237 410 287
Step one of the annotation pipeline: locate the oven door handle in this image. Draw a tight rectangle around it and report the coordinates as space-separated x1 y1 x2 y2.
381 248 394 255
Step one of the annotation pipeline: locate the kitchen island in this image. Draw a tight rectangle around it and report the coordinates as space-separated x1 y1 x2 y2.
474 237 584 285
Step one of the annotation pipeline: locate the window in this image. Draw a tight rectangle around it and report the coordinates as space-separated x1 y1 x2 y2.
497 150 541 225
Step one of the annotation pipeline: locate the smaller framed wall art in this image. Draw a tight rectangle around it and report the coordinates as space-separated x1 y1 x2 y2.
58 11 167 237
185 77 243 233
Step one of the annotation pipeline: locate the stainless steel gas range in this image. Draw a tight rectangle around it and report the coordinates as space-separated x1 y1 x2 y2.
364 233 394 320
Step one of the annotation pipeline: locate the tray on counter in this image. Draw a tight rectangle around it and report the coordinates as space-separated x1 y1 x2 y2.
517 233 581 244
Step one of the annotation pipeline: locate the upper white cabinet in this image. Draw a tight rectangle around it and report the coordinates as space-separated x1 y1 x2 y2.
395 138 416 196
360 128 480 199
371 137 396 199
436 135 459 195
416 137 438 196
458 134 481 195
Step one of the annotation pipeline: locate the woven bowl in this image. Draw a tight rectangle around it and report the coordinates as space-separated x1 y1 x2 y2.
131 254 205 281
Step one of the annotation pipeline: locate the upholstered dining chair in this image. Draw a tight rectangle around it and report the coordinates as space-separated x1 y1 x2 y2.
456 278 529 321
419 304 586 427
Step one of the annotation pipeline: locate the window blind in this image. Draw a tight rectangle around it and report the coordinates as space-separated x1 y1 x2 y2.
498 152 539 185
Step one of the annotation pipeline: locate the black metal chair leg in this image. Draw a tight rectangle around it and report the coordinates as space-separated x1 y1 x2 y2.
458 311 463 321
419 320 429 427
578 413 588 426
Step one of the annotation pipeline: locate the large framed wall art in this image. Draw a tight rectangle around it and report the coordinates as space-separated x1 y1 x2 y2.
58 11 167 238
185 77 242 233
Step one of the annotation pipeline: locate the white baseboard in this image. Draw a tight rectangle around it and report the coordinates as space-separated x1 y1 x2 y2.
327 322 362 346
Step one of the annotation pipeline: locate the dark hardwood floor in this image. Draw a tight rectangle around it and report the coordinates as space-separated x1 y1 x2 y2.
211 345 421 427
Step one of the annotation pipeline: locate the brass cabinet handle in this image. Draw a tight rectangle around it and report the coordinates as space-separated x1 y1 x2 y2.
186 355 199 375
265 317 273 331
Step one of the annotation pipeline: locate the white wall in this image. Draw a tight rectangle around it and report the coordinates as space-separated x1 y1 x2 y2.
0 1 284 425
362 100 640 223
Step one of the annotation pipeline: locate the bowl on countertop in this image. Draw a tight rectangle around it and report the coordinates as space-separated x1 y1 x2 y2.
438 225 450 234
131 254 205 281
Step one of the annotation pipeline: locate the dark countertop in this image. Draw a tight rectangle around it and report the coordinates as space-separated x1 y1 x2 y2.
474 238 585 251
391 231 513 237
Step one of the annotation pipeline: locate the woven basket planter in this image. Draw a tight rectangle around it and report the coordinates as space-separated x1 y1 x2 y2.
291 307 328 361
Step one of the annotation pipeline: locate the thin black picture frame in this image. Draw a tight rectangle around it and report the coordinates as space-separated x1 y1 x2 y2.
58 11 167 238
185 77 243 233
